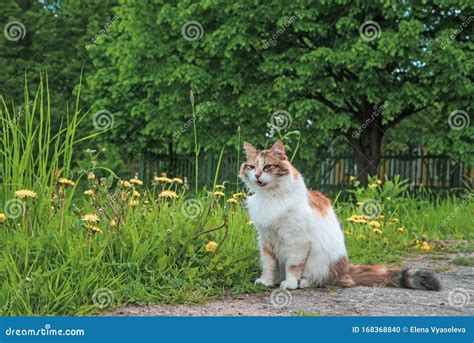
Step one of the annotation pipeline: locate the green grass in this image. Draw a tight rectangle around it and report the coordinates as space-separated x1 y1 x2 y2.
451 256 474 266
0 182 472 315
295 310 320 316
0 81 472 316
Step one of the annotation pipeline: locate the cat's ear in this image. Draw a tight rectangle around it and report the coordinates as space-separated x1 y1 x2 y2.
243 141 257 158
270 140 287 160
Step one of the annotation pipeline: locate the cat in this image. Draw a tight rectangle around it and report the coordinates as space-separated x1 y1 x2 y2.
239 140 440 291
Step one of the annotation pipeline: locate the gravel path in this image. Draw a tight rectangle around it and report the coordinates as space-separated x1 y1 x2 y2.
107 254 473 316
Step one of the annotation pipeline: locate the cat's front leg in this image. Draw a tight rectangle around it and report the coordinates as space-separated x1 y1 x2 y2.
280 247 310 290
255 243 277 286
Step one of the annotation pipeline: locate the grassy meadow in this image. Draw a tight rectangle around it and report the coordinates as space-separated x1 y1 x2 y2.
0 84 472 316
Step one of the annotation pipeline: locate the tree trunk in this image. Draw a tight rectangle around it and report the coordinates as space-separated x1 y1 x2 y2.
347 115 384 186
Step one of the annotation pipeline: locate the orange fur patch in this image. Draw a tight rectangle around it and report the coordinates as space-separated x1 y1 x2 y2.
328 256 349 284
262 244 277 262
308 190 331 217
338 274 356 288
348 264 395 286
288 262 305 278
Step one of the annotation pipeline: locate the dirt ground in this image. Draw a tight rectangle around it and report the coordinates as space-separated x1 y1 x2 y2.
107 254 473 316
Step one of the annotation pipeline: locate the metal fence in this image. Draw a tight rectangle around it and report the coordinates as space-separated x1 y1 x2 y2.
127 154 473 192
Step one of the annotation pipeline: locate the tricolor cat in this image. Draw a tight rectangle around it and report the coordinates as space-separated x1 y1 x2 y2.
240 140 440 291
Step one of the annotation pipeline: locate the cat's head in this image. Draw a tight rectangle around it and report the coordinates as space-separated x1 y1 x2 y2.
239 140 298 191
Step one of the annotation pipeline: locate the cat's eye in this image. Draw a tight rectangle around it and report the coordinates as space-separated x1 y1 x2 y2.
246 164 255 170
263 164 274 171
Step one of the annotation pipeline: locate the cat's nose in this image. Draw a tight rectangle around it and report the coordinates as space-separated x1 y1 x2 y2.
255 172 262 179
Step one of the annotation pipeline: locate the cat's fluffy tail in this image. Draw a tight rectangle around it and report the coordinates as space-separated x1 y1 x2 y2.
347 264 441 291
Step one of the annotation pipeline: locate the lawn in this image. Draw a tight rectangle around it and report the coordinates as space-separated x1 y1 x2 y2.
0 173 472 315
0 84 472 316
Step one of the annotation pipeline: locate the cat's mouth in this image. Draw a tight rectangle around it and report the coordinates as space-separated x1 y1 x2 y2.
256 180 267 187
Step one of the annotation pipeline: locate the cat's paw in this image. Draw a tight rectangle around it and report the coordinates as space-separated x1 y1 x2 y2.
254 277 274 287
280 279 298 290
299 278 311 288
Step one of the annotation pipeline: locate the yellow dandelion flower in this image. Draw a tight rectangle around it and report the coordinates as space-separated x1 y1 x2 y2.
82 214 100 223
226 198 238 204
421 241 431 252
58 177 76 187
247 220 253 225
375 179 382 185
133 190 140 198
376 215 384 219
397 227 406 233
346 215 367 224
130 178 143 186
388 218 399 223
122 181 132 188
348 176 356 182
386 196 392 201
232 192 245 199
0 213 6 223
368 221 381 228
87 171 96 180
120 192 129 202
110 219 117 228
346 216 357 222
83 190 94 196
154 176 173 183
205 241 218 253
88 225 103 233
215 185 225 190
372 228 383 235
129 200 139 207
159 190 178 199
172 177 183 184
213 191 225 197
368 183 378 190
15 189 37 199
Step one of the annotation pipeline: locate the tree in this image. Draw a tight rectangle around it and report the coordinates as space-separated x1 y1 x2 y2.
85 0 473 183
0 0 118 124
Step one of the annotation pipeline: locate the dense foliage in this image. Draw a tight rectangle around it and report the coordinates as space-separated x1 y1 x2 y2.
1 0 472 181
